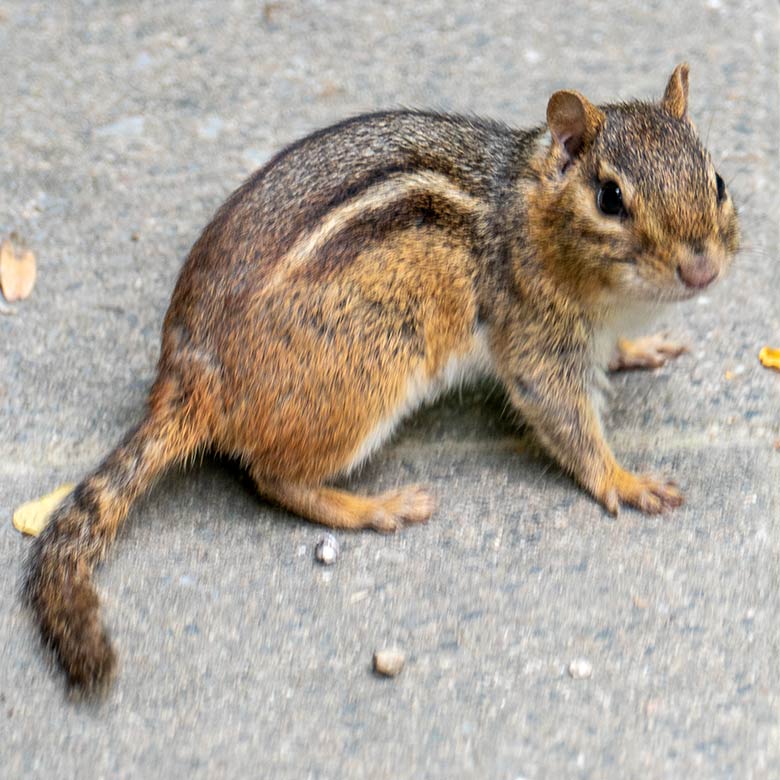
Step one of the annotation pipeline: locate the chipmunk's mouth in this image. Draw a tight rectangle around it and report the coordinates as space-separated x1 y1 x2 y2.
630 276 705 304
678 286 703 301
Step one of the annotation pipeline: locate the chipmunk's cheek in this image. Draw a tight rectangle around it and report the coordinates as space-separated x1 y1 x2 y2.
607 262 652 301
612 264 638 290
628 248 693 301
615 254 685 303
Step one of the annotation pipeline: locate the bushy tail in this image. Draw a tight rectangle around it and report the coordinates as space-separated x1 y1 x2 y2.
24 382 204 690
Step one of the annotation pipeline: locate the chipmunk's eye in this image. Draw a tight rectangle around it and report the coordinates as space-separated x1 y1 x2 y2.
597 180 626 217
715 172 726 204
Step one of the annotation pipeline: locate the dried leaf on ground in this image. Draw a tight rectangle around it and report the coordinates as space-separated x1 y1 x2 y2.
13 484 74 537
759 346 780 371
0 238 37 302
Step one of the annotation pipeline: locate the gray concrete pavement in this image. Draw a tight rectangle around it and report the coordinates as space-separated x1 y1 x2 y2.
1 1 778 777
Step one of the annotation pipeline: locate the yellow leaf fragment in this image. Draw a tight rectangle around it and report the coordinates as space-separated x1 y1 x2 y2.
759 346 780 371
0 238 37 302
13 484 75 537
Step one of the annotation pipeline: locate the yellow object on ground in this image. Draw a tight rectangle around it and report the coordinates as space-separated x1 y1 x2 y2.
759 346 780 371
13 484 75 537
0 238 37 302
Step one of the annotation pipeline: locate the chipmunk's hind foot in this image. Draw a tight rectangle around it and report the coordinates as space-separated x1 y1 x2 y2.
253 474 435 533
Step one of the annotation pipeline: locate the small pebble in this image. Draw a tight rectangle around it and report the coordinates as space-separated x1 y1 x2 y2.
314 533 339 565
373 648 405 677
568 658 593 679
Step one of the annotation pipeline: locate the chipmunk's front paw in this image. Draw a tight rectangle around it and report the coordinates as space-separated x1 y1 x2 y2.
597 468 684 515
609 333 688 371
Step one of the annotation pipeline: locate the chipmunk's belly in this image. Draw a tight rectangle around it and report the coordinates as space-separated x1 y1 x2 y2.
343 326 494 474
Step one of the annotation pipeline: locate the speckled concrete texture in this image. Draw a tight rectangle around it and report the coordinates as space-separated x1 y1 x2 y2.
1 1 778 778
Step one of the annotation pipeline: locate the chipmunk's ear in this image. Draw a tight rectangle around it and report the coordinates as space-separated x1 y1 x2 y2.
662 63 689 119
547 90 605 168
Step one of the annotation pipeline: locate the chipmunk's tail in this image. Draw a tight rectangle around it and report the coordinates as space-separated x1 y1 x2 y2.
24 377 206 690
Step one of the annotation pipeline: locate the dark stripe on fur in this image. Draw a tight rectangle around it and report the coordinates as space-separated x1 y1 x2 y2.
298 188 483 280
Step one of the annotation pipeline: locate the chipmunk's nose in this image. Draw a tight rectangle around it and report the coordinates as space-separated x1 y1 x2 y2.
677 254 719 289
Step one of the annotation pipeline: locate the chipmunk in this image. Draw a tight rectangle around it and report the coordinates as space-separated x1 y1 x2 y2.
25 64 739 691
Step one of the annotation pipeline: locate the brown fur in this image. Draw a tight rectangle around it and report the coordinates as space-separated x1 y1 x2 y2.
25 64 740 690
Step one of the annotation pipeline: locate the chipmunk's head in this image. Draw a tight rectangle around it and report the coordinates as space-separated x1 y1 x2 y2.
536 63 739 305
